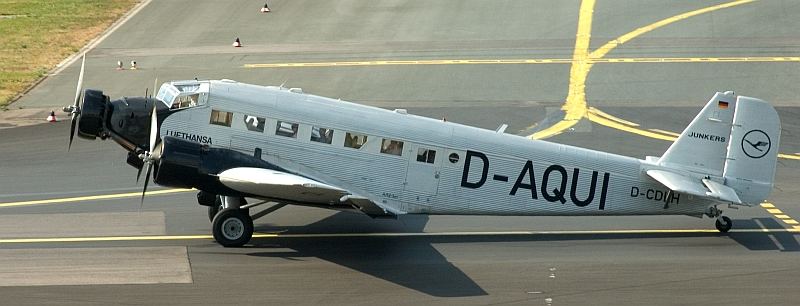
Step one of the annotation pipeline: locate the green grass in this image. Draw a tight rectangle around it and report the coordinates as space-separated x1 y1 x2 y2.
0 0 138 108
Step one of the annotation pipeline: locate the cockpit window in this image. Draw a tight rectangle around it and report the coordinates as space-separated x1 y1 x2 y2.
156 85 178 107
175 84 200 93
172 94 199 109
156 81 209 108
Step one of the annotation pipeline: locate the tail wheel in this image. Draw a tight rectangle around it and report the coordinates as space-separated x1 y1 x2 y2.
715 216 732 233
212 208 254 247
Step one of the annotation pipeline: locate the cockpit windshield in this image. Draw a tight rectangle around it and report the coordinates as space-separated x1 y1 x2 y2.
156 80 209 109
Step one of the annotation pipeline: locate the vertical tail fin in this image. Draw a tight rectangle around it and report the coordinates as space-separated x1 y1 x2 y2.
723 96 780 204
658 92 738 176
658 92 780 204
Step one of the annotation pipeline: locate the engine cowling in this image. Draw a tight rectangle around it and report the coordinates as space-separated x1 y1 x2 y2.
77 89 108 139
152 136 283 196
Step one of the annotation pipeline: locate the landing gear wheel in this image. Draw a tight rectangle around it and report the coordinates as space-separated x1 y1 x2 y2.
715 216 732 233
212 208 254 247
207 196 224 222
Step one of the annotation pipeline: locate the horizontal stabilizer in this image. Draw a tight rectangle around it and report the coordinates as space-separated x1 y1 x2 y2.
646 170 741 204
701 179 742 204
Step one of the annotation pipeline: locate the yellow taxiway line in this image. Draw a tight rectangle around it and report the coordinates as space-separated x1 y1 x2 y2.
761 202 800 228
589 0 757 59
0 188 194 208
529 0 596 139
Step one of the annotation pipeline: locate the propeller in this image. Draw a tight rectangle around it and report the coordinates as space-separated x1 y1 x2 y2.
139 98 161 210
135 88 149 184
65 53 86 151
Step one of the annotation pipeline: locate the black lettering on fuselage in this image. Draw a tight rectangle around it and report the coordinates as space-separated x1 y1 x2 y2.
460 151 611 210
598 172 610 210
541 165 567 204
630 186 680 205
510 160 537 199
461 150 489 189
570 168 598 207
165 130 212 145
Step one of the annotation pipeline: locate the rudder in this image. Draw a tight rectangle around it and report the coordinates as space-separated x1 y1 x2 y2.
723 96 780 204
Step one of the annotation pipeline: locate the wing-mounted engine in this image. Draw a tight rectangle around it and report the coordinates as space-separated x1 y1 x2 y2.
152 136 283 196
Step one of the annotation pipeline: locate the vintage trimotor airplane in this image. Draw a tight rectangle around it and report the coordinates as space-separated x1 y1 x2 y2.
64 55 780 247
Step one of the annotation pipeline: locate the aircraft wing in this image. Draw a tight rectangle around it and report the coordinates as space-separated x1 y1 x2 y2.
646 169 742 204
217 167 398 217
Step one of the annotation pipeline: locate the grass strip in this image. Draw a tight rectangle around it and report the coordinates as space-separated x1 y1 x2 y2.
0 0 138 109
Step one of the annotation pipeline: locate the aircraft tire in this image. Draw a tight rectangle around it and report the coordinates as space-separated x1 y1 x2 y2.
715 216 732 233
212 208 254 247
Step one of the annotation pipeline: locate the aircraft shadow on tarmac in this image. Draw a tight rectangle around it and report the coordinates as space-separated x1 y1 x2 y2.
247 212 487 297
726 218 800 252
238 213 799 297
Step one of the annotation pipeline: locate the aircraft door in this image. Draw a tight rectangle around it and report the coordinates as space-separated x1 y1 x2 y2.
404 145 441 195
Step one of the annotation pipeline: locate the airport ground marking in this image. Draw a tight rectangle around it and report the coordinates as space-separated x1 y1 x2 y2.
588 0 757 60
0 188 194 208
1 228 798 245
761 202 800 227
546 0 798 229
528 0 595 139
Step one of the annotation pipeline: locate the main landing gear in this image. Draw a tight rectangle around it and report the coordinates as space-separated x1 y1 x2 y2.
706 205 732 233
197 191 287 247
213 208 253 247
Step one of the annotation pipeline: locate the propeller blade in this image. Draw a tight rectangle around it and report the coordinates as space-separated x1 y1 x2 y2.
72 53 86 110
149 100 158 151
136 164 144 183
153 77 158 97
140 163 152 211
68 54 86 151
68 113 78 151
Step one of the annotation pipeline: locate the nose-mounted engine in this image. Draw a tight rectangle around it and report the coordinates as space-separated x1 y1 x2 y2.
70 87 164 153
75 89 109 140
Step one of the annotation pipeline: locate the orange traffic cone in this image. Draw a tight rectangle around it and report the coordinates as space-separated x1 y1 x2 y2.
233 37 242 47
47 111 57 122
260 2 270 13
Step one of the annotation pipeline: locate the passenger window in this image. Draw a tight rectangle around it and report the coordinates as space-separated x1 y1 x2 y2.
417 148 436 163
344 132 368 149
275 121 299 138
311 126 333 144
380 139 404 156
243 115 265 132
210 109 233 127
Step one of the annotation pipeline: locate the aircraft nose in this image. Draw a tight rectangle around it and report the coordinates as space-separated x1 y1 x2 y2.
107 96 160 151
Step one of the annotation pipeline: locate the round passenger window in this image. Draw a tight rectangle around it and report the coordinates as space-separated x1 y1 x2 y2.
448 153 460 163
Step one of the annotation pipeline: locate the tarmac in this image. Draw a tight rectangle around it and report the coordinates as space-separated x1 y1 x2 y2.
1 0 800 304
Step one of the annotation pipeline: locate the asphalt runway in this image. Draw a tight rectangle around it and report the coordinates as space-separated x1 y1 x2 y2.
2 0 800 304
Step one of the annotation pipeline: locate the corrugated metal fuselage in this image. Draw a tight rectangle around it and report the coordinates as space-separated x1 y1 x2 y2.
160 81 713 216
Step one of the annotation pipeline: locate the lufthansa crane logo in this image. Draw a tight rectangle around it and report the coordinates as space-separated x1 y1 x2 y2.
741 129 771 159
